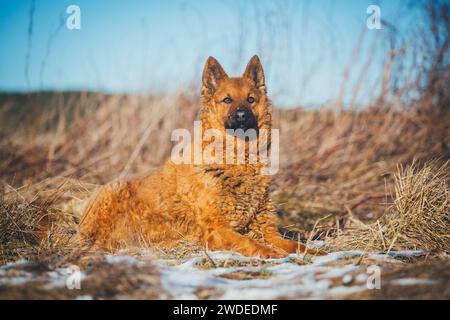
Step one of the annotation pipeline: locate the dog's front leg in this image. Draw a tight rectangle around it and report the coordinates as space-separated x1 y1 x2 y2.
197 215 285 259
251 206 326 256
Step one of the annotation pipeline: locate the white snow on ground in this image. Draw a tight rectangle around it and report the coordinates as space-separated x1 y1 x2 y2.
390 278 436 286
0 271 33 286
156 250 428 300
105 254 138 265
0 259 34 286
0 249 442 299
75 295 94 300
0 259 30 269
44 267 87 289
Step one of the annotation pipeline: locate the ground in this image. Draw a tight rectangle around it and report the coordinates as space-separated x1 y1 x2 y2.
1 245 448 300
0 92 448 300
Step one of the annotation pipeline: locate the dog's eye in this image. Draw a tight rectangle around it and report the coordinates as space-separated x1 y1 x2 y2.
223 97 232 104
247 97 255 103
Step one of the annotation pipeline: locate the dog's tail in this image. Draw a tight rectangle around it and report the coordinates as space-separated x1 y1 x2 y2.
74 181 125 249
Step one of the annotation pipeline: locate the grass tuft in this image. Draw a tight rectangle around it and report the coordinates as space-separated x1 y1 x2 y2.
330 161 449 252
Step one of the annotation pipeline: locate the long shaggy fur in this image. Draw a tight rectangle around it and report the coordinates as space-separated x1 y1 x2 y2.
78 55 320 258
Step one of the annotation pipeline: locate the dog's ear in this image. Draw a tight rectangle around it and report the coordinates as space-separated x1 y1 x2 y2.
202 56 228 97
243 55 266 94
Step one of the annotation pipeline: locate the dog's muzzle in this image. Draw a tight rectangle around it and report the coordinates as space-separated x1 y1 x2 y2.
225 108 257 131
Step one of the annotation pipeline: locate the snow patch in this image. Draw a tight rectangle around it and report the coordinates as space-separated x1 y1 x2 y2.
159 251 373 299
105 254 138 265
391 278 436 286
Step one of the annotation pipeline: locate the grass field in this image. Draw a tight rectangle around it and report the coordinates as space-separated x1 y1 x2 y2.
0 89 448 299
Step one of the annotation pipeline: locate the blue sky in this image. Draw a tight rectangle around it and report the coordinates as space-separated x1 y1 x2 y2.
0 0 417 107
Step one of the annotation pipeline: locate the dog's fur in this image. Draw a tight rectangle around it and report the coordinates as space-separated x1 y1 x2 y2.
78 55 320 258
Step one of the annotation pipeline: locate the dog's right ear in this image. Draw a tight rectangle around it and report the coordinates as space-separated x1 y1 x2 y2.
202 56 228 98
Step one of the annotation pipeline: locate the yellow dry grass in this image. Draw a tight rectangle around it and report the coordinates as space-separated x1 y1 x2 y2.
330 161 450 252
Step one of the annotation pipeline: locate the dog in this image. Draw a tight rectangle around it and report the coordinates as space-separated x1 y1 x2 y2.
78 55 322 258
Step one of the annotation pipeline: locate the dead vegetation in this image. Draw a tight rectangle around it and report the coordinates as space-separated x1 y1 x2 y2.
273 107 449 234
330 162 450 252
1 93 447 265
0 189 77 265
0 0 448 270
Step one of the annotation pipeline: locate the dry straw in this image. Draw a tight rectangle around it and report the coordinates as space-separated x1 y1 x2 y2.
331 161 449 252
0 186 78 264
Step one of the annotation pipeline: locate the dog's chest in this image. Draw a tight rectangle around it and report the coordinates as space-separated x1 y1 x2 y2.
208 166 270 232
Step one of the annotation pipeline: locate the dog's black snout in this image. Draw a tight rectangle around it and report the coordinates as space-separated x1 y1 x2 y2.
225 107 256 131
236 109 247 122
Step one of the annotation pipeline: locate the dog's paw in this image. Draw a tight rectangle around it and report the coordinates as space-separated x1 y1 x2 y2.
283 240 328 256
257 247 288 259
306 248 327 256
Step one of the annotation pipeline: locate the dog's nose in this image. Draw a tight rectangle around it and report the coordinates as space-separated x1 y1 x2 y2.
225 107 256 131
236 110 246 122
235 108 251 123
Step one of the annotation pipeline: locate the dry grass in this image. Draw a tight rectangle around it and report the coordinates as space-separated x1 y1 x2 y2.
0 92 199 189
273 107 449 234
330 161 450 252
1 97 447 265
0 187 77 264
0 86 449 261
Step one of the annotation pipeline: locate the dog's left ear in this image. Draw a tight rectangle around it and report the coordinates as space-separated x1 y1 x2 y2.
243 55 266 94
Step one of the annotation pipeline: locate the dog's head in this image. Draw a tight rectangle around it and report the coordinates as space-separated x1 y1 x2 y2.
200 55 270 135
